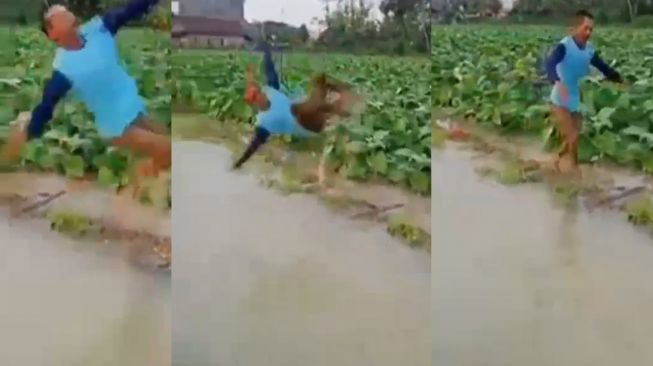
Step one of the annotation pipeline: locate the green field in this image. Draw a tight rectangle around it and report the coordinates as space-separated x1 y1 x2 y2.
0 26 170 189
432 25 653 173
171 50 431 194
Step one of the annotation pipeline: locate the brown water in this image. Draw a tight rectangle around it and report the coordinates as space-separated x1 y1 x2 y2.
433 147 653 366
0 212 170 366
172 141 430 366
0 172 170 365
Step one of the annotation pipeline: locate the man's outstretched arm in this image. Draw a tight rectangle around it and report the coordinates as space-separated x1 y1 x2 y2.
27 71 72 140
591 53 624 83
233 127 270 169
102 0 160 35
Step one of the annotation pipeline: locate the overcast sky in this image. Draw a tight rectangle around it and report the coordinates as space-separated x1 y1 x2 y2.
244 0 383 30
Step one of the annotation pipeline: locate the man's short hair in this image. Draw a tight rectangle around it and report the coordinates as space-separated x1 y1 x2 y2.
573 9 594 26
40 4 67 34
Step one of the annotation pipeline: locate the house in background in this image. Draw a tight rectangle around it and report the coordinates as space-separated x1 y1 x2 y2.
431 0 446 22
172 0 248 49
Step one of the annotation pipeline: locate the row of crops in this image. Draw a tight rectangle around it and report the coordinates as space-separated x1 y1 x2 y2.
171 50 431 195
3 29 430 195
432 25 653 173
1 27 170 189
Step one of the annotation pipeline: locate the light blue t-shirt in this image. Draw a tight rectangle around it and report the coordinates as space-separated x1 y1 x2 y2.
257 86 315 137
550 36 595 112
53 17 146 138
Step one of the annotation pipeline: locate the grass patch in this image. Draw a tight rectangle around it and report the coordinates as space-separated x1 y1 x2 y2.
550 182 582 207
48 209 94 238
432 125 447 148
387 214 431 252
625 195 653 227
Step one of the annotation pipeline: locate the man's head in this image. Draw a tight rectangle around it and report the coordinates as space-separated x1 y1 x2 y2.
571 10 594 46
40 5 82 49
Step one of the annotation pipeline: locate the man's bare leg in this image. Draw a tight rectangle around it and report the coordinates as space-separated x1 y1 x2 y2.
570 112 583 167
551 106 580 174
133 117 169 135
111 120 171 198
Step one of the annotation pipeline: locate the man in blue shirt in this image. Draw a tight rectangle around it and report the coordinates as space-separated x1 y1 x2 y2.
4 1 169 194
234 42 358 169
545 9 623 173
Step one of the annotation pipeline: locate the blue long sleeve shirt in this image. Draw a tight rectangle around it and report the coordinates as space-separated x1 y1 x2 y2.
27 0 159 139
545 39 623 85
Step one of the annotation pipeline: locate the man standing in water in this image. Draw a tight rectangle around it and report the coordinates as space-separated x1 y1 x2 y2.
546 9 624 174
4 0 169 195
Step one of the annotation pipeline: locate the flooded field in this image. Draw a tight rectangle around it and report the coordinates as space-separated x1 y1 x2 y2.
0 211 170 366
172 141 430 366
433 147 653 366
0 171 171 365
172 112 431 250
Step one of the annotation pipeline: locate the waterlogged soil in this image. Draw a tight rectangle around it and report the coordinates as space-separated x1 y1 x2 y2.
0 172 171 267
171 140 430 365
433 119 653 365
434 114 653 231
172 112 431 250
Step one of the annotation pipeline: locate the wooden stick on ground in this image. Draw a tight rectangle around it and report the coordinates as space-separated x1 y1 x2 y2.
350 203 405 219
19 190 66 214
586 186 646 211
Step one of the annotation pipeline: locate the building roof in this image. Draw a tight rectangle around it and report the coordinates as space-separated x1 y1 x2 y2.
431 0 446 12
172 16 246 38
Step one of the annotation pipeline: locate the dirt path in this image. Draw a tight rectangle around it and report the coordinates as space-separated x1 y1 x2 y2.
172 141 430 366
433 142 653 366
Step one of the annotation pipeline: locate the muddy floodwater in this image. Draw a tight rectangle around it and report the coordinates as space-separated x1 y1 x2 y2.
0 172 170 365
0 212 170 366
433 147 653 366
172 141 430 366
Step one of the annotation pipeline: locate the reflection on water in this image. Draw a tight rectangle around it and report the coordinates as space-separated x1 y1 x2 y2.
172 141 430 366
433 148 653 366
0 213 170 366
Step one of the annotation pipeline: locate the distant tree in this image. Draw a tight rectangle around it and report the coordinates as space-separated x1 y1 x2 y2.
298 24 310 43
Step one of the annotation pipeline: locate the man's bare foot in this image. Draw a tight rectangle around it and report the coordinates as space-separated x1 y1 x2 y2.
560 158 578 175
154 238 171 268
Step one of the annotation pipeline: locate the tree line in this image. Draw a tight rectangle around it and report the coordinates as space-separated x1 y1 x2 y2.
316 0 430 54
0 0 170 30
436 0 653 25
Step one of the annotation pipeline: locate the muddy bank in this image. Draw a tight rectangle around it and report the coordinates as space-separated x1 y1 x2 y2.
172 141 430 366
434 115 653 234
433 147 653 366
0 208 170 365
172 112 431 251
0 172 171 267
